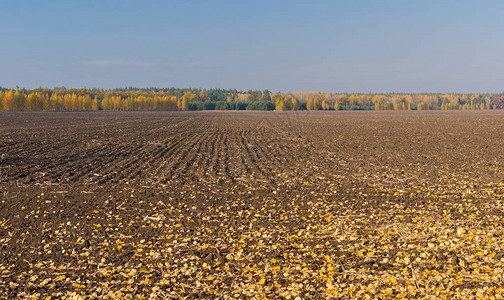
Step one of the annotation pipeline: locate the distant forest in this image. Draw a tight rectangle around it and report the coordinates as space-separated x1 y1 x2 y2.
1 87 504 111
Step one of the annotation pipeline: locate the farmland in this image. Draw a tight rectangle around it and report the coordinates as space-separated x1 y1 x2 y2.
2 111 504 298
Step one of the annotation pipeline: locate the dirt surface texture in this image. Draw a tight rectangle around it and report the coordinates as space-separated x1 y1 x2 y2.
2 111 504 299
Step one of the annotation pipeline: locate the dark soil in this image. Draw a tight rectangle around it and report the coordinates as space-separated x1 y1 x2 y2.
1 111 504 298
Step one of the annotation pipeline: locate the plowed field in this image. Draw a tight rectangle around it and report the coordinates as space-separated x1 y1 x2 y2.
2 111 504 298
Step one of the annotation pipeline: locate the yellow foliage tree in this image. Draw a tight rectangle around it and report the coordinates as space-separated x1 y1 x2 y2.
291 98 300 110
4 90 14 111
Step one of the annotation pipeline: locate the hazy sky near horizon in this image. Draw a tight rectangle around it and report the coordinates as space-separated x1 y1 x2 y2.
1 0 504 93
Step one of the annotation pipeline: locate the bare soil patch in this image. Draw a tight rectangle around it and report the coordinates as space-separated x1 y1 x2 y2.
2 111 504 298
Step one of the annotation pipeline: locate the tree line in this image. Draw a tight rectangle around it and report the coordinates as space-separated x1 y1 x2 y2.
1 87 504 111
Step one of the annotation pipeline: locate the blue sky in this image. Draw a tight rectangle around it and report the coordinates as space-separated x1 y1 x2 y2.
1 0 504 93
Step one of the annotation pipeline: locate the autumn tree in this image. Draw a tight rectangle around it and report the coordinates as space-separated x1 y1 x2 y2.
91 97 99 111
178 92 196 110
25 93 35 111
307 97 321 110
275 97 286 111
4 90 14 111
71 94 80 110
13 90 26 111
26 92 45 111
102 97 112 110
181 98 189 110
198 91 210 102
82 95 93 110
291 98 300 110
